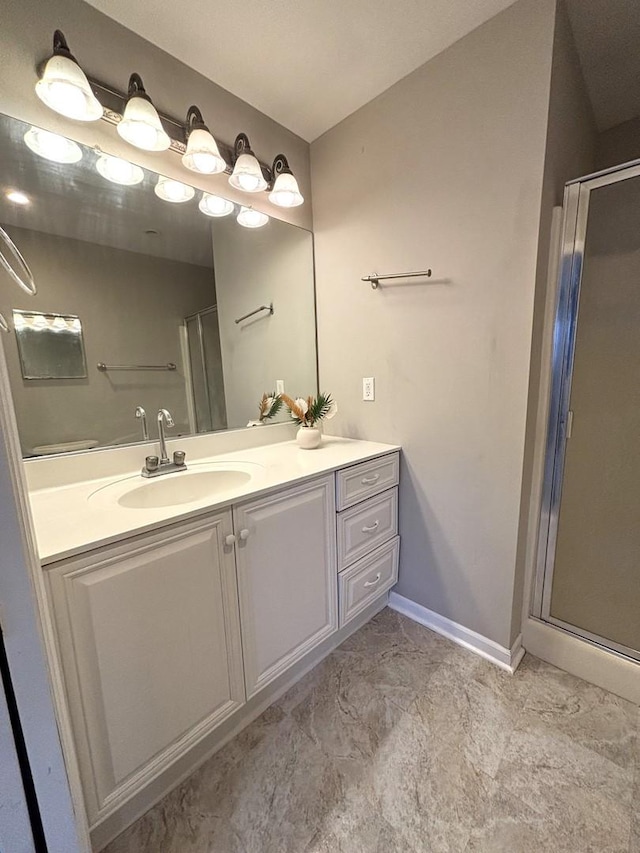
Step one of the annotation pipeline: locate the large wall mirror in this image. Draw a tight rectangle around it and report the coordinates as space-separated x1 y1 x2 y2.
0 113 317 457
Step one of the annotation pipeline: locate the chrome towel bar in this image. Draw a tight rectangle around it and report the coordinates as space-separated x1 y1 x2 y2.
234 302 274 324
362 269 432 289
97 362 177 371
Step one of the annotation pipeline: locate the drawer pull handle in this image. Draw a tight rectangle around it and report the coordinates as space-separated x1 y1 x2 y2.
361 474 380 484
362 520 380 533
364 573 382 588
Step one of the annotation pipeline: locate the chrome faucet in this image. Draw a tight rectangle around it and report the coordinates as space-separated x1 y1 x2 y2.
141 408 187 477
157 408 174 463
135 405 149 441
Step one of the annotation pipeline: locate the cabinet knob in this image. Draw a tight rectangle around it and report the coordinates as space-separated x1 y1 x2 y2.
225 534 236 546
239 528 250 541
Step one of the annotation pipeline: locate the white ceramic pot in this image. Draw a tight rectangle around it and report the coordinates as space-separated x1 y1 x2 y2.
296 426 321 449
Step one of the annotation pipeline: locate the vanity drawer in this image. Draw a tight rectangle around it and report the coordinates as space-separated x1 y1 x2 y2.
336 452 399 510
339 537 399 627
337 488 397 571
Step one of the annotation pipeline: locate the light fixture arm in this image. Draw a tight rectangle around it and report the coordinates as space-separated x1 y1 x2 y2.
185 105 209 137
271 154 292 178
233 132 254 161
52 29 76 61
126 72 151 103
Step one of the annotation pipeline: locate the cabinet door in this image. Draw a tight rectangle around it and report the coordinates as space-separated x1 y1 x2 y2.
46 512 244 824
234 476 338 698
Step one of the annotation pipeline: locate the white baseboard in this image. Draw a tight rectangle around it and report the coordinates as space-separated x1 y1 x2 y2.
388 592 524 674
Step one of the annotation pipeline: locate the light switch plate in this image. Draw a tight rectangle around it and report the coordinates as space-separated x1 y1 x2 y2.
276 379 285 394
362 377 375 401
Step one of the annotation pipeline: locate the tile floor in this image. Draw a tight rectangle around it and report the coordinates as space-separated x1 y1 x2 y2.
104 608 640 853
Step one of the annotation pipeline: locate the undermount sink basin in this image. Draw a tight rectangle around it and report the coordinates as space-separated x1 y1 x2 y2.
88 463 260 510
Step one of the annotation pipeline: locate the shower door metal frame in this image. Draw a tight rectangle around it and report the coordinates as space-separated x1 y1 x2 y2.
533 159 640 661
184 305 218 434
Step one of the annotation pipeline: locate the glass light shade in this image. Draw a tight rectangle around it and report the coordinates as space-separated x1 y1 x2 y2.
237 206 269 228
117 96 170 152
199 193 234 217
35 54 103 122
96 154 144 186
268 171 304 208
229 152 267 193
182 128 226 174
24 127 83 164
154 176 195 203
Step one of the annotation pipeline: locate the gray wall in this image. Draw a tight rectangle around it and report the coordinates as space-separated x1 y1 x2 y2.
0 0 311 231
515 0 597 639
595 115 640 171
311 0 557 649
213 218 317 427
0 226 215 454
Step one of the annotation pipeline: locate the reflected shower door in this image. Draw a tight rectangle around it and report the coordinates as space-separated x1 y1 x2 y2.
185 307 227 434
539 166 640 658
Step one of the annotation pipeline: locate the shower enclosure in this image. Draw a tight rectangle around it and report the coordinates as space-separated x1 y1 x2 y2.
183 305 227 434
534 160 640 661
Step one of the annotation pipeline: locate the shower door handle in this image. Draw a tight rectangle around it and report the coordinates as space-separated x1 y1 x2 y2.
565 410 574 439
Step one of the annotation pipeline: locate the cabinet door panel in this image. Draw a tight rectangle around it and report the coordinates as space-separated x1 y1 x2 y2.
47 513 244 822
234 476 337 698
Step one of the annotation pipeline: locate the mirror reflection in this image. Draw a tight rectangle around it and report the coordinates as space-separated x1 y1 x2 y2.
14 309 87 380
0 114 317 457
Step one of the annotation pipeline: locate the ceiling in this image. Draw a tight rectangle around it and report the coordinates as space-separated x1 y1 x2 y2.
566 0 640 132
84 0 519 142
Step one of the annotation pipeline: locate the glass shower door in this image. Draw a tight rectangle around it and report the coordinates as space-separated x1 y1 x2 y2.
537 164 640 659
184 306 227 434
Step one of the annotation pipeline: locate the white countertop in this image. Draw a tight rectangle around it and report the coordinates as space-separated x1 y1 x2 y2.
29 436 399 565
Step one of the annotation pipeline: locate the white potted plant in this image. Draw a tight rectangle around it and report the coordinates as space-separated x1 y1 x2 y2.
281 392 338 449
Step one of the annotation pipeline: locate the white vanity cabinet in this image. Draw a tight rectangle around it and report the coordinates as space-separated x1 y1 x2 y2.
39 445 400 845
45 511 245 824
233 475 338 698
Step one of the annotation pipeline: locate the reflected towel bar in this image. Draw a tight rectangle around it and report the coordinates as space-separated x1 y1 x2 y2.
97 362 177 371
234 302 274 324
362 269 432 289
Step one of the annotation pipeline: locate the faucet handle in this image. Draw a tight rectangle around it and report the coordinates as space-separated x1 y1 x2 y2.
173 450 186 467
144 455 159 472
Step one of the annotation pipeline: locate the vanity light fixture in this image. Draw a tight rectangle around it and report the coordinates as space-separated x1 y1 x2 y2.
199 193 234 217
268 154 304 208
24 126 83 164
35 30 103 122
5 190 30 206
117 73 170 152
237 206 269 229
182 106 226 175
229 133 268 193
96 153 144 186
154 175 195 203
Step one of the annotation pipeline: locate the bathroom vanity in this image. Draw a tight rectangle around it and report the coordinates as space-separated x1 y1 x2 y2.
0 106 400 849
28 435 399 848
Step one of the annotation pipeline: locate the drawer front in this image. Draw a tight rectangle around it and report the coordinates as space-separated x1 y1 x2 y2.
337 488 398 571
336 452 399 510
339 537 399 627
